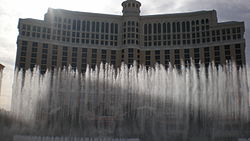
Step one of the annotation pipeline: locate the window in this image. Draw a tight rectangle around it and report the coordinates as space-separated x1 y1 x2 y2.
92 54 97 58
87 21 90 32
148 24 152 34
194 49 200 54
96 22 100 32
77 20 81 31
115 24 118 34
163 23 166 33
224 45 230 50
146 56 151 60
196 20 199 25
22 41 28 47
204 47 209 52
205 19 209 24
92 21 96 32
73 20 76 30
172 22 176 33
186 21 190 32
174 49 179 54
92 49 97 53
182 22 186 32
153 23 157 34
111 50 116 55
20 57 26 62
41 60 47 64
111 23 114 33
101 22 105 33
105 23 109 33
128 48 134 53
146 51 151 55
111 56 116 60
31 53 37 58
19 63 25 68
144 24 148 34
155 50 160 55
165 50 170 54
237 27 241 33
127 21 131 26
32 48 37 52
225 50 230 55
158 23 161 33
167 23 171 33
177 22 180 32
72 52 77 57
184 49 189 54
101 50 107 54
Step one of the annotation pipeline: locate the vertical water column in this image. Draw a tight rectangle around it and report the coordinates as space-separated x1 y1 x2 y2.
8 64 250 140
0 70 2 96
0 64 4 96
248 66 250 107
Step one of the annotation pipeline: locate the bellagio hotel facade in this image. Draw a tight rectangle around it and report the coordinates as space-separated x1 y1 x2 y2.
15 0 246 73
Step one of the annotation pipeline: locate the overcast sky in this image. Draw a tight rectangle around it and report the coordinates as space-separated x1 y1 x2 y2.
0 0 249 71
0 0 249 109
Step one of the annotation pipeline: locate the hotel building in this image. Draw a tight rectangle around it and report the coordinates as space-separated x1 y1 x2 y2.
15 0 245 73
13 1 249 140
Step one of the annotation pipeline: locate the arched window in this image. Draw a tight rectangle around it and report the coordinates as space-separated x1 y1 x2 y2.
172 22 176 33
153 23 157 34
201 19 205 24
206 19 209 24
91 21 95 32
196 20 199 25
158 23 161 33
111 23 114 34
186 21 190 32
144 24 148 34
148 24 152 34
167 23 171 33
105 23 109 33
86 21 90 32
163 23 166 33
115 24 118 34
182 22 186 32
177 22 180 32
192 21 195 26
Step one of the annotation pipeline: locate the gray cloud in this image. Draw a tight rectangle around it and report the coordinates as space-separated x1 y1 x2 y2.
0 0 249 70
141 0 177 14
181 0 250 65
141 0 250 65
0 14 18 70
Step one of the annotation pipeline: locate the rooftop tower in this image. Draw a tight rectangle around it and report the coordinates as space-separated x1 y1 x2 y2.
122 0 141 17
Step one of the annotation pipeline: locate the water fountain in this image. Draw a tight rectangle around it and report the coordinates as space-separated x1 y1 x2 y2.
0 65 4 96
0 63 250 141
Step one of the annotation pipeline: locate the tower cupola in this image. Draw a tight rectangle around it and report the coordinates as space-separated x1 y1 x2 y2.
122 0 141 16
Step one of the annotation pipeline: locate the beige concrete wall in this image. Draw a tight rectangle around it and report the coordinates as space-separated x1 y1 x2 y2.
15 39 245 72
15 8 246 72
